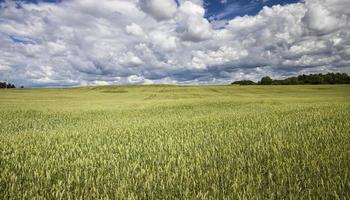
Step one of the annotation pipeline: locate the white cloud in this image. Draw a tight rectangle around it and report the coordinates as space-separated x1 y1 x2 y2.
0 62 10 71
126 23 144 36
0 0 349 87
176 1 213 41
150 31 178 51
127 75 145 84
139 0 177 21
303 1 346 34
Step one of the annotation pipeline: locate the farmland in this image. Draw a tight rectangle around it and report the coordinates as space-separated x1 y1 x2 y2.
0 85 350 199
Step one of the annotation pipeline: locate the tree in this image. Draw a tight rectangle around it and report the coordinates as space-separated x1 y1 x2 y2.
260 76 273 85
0 82 16 89
0 82 6 88
232 73 350 86
231 80 257 85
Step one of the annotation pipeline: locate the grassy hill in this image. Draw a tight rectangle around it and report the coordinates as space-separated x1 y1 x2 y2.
1 85 350 199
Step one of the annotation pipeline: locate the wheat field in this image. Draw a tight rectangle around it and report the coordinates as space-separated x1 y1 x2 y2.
1 85 350 199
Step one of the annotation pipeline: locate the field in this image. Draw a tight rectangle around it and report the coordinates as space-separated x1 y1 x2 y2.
0 85 350 199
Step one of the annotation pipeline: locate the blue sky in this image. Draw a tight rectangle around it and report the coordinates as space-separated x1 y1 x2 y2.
0 0 349 87
205 0 300 20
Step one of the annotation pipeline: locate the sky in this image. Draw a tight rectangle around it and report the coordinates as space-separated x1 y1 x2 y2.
0 0 349 87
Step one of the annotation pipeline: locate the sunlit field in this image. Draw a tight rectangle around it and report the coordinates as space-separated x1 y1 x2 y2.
1 85 349 199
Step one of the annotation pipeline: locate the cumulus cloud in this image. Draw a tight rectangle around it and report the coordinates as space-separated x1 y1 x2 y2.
0 0 349 87
303 1 346 34
126 23 144 37
176 1 213 42
139 0 177 21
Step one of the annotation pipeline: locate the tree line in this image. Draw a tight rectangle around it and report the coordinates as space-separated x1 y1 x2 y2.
0 82 16 89
231 73 350 85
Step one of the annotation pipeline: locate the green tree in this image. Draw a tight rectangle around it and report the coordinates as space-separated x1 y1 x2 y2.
231 80 257 85
260 76 273 85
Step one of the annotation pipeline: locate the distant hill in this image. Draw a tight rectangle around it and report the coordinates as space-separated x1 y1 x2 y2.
232 73 350 85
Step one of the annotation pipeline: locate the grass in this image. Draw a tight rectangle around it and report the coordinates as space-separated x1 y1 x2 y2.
0 85 350 199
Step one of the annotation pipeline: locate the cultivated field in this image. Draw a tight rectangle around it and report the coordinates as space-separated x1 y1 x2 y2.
0 85 349 199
